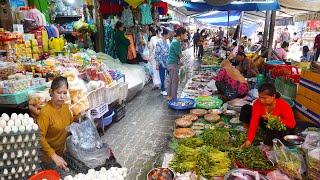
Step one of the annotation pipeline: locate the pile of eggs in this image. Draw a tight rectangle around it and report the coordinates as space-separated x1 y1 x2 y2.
0 113 40 180
64 167 127 180
0 113 39 135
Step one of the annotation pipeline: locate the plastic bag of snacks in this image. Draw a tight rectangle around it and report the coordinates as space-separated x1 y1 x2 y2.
273 139 306 179
0 62 17 80
307 148 320 180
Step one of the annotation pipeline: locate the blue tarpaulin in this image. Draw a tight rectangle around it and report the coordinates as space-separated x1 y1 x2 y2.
184 1 280 12
196 11 241 26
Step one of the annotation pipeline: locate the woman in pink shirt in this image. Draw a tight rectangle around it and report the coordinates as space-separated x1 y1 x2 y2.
273 41 289 62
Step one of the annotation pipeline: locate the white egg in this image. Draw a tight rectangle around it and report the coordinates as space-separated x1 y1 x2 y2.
24 150 29 157
11 113 17 120
21 158 25 163
13 143 18 149
28 117 34 124
0 120 6 128
24 113 29 119
25 165 30 172
2 113 10 121
3 168 8 175
31 149 36 155
32 164 36 170
11 126 18 133
27 142 32 147
18 125 25 132
17 135 22 142
8 176 12 180
6 160 11 166
17 150 22 158
4 126 10 134
0 161 3 166
26 124 32 132
10 152 15 158
31 134 36 140
21 142 25 148
11 167 16 174
32 124 39 131
9 136 15 143
0 127 3 135
2 153 8 160
17 114 24 120
14 119 22 126
18 166 23 173
14 159 18 164
2 136 7 143
14 174 19 179
6 144 10 150
7 120 14 127
35 141 39 146
27 157 32 162
34 156 38 161
22 172 25 177
24 134 29 142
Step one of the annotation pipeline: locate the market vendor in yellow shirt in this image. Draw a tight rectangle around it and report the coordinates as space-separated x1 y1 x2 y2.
37 76 73 171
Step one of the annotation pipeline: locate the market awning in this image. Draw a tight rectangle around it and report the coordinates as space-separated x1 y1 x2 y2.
195 10 240 26
182 1 280 12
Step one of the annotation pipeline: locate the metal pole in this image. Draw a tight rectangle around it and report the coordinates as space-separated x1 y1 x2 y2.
267 10 276 60
263 11 271 48
239 11 244 39
226 10 230 59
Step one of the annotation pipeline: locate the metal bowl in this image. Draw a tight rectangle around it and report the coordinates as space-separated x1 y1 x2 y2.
283 135 305 146
147 168 175 180
224 110 238 116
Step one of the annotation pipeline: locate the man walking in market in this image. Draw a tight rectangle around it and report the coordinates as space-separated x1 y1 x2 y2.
193 29 200 55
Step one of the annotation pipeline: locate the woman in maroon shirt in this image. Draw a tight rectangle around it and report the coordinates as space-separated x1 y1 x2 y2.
240 83 296 147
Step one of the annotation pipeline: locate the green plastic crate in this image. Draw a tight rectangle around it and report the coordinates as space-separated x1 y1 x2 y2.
0 84 47 105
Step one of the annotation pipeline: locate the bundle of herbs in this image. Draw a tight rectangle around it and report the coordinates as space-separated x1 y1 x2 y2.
235 146 274 170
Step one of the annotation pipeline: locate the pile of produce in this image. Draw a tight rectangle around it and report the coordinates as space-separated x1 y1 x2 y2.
200 129 231 148
202 56 224 66
169 145 198 173
265 114 286 131
235 146 274 171
195 96 223 110
307 148 320 180
64 167 127 180
197 146 231 177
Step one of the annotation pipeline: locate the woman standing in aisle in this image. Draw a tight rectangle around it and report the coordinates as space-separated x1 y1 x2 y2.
167 27 187 100
155 28 170 96
149 27 162 89
240 83 296 147
38 77 74 174
114 22 130 63
198 29 205 60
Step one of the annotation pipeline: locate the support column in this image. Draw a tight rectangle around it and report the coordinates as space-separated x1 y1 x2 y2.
263 11 271 48
267 10 276 59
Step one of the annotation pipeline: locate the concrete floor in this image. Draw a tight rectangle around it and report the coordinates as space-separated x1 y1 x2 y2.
102 85 186 180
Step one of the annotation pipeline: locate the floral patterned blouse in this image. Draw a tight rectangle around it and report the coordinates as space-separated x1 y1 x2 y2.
214 68 249 99
155 39 170 68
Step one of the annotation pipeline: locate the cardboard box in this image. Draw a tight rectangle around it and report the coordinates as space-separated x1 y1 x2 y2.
294 94 320 126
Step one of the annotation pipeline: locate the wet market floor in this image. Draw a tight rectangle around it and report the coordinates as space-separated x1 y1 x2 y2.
102 85 186 180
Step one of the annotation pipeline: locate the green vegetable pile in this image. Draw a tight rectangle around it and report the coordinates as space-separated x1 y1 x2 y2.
266 114 286 131
169 145 198 173
197 146 231 177
178 137 204 149
200 128 231 148
235 146 274 170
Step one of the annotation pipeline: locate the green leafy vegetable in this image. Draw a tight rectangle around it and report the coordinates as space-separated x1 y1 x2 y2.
197 146 231 177
200 129 230 148
235 146 274 170
178 137 204 148
169 145 198 172
266 114 286 131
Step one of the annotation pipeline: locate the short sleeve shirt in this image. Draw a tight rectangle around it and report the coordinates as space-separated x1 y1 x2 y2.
167 38 182 65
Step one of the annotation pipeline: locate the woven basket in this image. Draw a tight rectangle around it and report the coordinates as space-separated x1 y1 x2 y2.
87 86 106 108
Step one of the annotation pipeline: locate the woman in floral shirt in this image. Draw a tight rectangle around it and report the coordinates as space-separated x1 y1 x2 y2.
214 60 249 101
155 28 170 96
